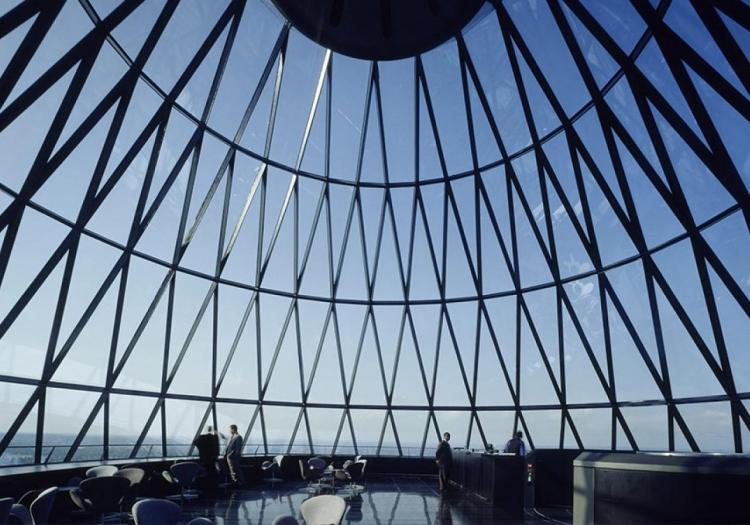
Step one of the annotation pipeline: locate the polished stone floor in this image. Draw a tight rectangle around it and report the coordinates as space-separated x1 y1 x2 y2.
178 476 573 525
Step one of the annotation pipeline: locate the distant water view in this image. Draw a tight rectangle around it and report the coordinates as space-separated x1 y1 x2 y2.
1 433 427 466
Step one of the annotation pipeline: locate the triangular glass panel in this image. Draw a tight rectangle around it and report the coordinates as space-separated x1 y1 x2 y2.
72 401 106 462
257 294 297 399
297 299 329 388
514 44 563 140
217 291 259 401
168 294 213 398
110 1 170 61
417 81 445 182
219 159 262 284
109 394 161 460
676 401 734 453
406 206 442 301
433 319 472 407
134 408 163 459
0 67 76 192
100 81 164 194
482 296 518 380
614 415 634 451
391 319 430 407
328 184 355 266
606 293 664 403
466 66 503 168
420 40 472 174
147 110 197 213
5 1 86 105
358 87 385 185
519 314 560 407
308 407 343 455
445 302 479 386
268 29 328 168
445 182 478 296
370 305 403 388
44 388 100 463
567 408 611 450
706 265 750 394
334 411 356 457
114 287 168 393
222 154 263 259
392 410 428 454
306 315 347 405
388 187 416 266
523 287 560 384
604 261 660 365
561 300 610 405
298 75 328 176
522 410 561 449
333 303 368 387
0 261 66 382
165 398 209 457
37 106 117 219
359 187 385 273
379 58 416 184
349 316 388 406
372 206 405 302
51 280 119 388
512 188 554 288
635 40 708 146
335 205 369 300
295 176 324 267
349 409 387 456
0 382 36 457
619 405 667 452
0 16 35 95
615 136 686 248
298 200 332 298
259 189 295 290
289 408 311 454
175 24 230 120
379 413 400 456
475 315 515 407
2 396 39 465
433 410 471 448
261 297 304 402
167 272 213 372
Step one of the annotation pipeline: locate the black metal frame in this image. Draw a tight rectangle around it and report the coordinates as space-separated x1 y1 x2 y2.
0 0 748 465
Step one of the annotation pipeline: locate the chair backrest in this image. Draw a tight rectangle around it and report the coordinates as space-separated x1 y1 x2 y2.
307 457 326 471
0 497 15 525
300 495 346 525
274 455 284 467
132 498 182 525
346 460 366 481
186 518 213 525
80 476 131 513
29 487 58 525
114 467 146 486
170 461 201 486
86 465 119 478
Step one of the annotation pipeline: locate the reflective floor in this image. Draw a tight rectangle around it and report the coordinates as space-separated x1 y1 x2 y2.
179 476 573 525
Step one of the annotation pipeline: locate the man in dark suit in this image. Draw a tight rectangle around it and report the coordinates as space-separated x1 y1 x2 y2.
435 432 452 493
225 424 245 485
194 425 222 485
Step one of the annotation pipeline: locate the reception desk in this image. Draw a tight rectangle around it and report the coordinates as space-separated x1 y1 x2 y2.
450 450 525 516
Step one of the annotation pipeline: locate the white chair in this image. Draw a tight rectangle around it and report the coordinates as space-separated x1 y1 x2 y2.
9 487 58 525
86 465 119 478
300 495 346 525
132 498 182 525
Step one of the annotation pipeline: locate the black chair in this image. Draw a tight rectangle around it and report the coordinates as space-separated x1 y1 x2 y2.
338 460 367 495
9 487 58 525
163 461 201 505
299 459 327 493
261 455 284 483
132 498 181 525
70 476 130 524
0 497 15 524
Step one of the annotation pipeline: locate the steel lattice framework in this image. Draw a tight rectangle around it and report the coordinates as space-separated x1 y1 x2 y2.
0 0 749 466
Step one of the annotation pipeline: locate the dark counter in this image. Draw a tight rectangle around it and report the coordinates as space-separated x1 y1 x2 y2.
450 450 525 516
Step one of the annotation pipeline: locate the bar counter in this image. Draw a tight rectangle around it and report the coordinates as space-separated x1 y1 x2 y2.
450 450 525 516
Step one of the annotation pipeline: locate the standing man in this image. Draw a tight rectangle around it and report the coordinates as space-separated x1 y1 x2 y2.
435 432 452 493
194 425 222 485
225 424 245 485
504 430 526 456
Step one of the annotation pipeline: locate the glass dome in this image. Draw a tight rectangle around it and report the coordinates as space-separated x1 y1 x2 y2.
1 0 749 465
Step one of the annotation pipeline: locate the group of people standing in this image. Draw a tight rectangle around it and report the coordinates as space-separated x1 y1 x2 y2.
435 430 526 493
193 424 245 486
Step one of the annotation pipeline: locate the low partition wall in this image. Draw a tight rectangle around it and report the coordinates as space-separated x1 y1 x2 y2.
573 452 750 524
450 450 525 516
